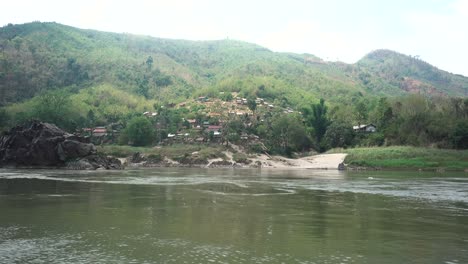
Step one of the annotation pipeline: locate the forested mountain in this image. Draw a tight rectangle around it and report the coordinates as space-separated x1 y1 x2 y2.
1 22 466 108
355 50 467 96
0 22 467 151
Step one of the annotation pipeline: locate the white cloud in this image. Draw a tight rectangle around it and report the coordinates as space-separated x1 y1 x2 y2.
77 0 111 28
399 0 468 75
256 20 375 63
453 0 468 15
72 0 226 40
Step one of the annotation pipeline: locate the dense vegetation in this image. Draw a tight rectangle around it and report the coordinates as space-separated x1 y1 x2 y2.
0 22 467 157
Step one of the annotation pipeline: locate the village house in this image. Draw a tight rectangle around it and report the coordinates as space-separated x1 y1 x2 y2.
143 111 157 117
166 132 189 142
213 131 221 138
208 112 221 117
353 124 377 133
206 125 222 132
92 127 107 137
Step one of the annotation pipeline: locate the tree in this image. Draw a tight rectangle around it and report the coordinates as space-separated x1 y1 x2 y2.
323 122 355 149
220 93 233 102
374 97 393 129
247 97 257 115
146 56 153 70
270 114 310 155
123 116 155 146
33 91 79 130
395 95 431 146
451 120 468 149
87 109 95 127
0 109 9 130
136 77 149 99
154 74 172 87
329 104 355 124
355 99 368 127
64 57 88 86
304 98 330 145
222 118 244 145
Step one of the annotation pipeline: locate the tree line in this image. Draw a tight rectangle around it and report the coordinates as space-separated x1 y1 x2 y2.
0 87 466 153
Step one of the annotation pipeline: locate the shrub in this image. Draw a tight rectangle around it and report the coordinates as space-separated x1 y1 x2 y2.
122 116 155 146
233 153 250 164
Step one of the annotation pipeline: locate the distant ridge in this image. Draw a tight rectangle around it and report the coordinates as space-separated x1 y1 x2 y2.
0 22 466 106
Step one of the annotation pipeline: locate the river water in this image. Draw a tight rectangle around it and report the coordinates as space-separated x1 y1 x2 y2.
0 168 467 264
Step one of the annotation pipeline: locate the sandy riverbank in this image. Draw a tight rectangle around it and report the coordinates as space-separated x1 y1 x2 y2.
248 153 347 169
127 152 348 170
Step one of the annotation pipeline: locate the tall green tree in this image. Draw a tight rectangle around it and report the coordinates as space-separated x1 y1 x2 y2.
270 114 310 155
304 98 330 145
323 122 355 149
354 99 369 126
122 116 155 146
247 97 257 113
370 97 393 129
136 77 149 99
86 109 96 127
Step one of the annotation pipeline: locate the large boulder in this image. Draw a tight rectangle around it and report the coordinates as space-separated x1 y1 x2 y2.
0 121 122 169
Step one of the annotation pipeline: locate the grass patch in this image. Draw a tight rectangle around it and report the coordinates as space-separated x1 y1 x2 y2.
329 146 468 170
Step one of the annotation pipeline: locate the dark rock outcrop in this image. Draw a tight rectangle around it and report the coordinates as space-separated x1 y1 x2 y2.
338 162 346 170
0 121 122 170
208 160 233 168
65 155 123 170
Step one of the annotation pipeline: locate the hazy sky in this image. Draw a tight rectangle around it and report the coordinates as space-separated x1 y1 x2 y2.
2 0 467 76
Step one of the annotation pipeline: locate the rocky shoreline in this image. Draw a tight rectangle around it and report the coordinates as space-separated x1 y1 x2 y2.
0 121 349 171
0 121 122 170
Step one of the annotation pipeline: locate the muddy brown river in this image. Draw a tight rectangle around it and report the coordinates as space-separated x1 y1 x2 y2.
0 168 467 263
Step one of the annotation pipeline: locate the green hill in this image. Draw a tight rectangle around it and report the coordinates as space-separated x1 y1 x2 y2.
1 22 467 153
1 22 466 109
355 49 467 96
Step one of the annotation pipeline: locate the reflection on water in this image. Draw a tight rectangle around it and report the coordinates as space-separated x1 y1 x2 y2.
0 168 467 263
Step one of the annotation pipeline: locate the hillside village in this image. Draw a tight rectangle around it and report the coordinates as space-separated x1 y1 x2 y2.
1 22 466 155
81 92 301 149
